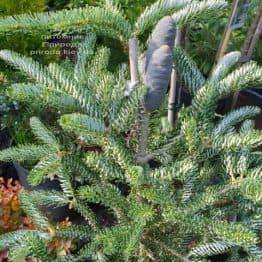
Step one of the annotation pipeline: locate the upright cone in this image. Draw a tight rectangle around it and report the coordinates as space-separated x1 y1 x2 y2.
144 45 173 111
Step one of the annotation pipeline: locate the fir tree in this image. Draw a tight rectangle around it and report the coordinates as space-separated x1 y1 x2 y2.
0 1 261 261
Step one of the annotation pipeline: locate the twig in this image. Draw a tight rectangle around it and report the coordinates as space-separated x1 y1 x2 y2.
129 38 139 85
125 38 140 96
136 109 150 164
128 38 151 164
139 243 156 261
152 239 191 262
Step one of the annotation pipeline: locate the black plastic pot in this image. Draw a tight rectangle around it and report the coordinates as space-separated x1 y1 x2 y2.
14 163 82 223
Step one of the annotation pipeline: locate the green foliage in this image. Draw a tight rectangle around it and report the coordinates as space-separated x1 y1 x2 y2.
173 47 205 95
55 224 91 239
0 0 59 145
134 0 190 36
0 43 261 261
172 0 227 26
28 154 61 185
0 144 50 163
191 60 262 124
209 51 241 82
60 113 106 133
19 191 50 230
189 241 235 258
0 5 132 41
213 106 261 136
0 0 227 44
0 1 261 261
186 0 262 75
0 0 46 15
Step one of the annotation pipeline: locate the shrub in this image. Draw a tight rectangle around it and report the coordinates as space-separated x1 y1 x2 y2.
0 1 261 261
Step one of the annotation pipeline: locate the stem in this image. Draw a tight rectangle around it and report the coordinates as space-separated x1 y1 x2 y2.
128 38 150 164
152 239 191 262
180 26 189 49
136 108 150 164
129 38 139 84
139 243 156 261
168 28 181 127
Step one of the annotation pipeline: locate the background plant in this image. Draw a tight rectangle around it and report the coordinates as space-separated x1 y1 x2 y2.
186 0 262 75
0 0 61 145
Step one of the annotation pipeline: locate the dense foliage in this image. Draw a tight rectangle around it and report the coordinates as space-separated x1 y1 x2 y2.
0 0 58 143
187 0 262 74
0 0 261 261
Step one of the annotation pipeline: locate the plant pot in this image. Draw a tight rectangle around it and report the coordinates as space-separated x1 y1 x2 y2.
13 163 81 223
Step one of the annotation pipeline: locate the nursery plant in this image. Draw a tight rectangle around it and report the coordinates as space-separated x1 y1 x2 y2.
0 0 261 261
0 0 60 145
186 0 262 75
